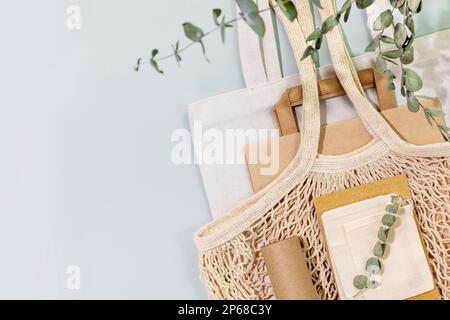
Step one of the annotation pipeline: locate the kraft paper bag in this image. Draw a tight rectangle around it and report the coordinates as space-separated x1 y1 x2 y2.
246 99 446 193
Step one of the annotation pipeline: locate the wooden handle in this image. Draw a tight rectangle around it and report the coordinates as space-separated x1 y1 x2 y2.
274 68 397 136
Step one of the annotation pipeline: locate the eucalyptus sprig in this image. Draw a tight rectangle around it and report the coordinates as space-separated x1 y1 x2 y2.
303 0 449 140
353 195 409 297
135 0 298 74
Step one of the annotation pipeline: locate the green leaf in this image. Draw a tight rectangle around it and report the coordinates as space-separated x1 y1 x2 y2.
380 35 395 44
404 68 423 92
340 0 353 13
172 41 182 66
401 46 414 65
315 36 323 50
149 50 164 74
390 0 405 8
134 58 142 72
373 10 393 31
311 0 323 9
219 16 231 43
409 0 422 13
356 0 376 9
236 0 266 37
373 241 386 258
213 8 222 26
366 257 381 274
276 0 298 22
307 28 323 42
383 49 403 59
382 214 397 227
353 275 368 290
385 203 399 214
375 55 387 73
321 15 340 34
406 16 415 33
338 0 353 22
394 23 407 48
182 22 204 42
425 108 445 117
378 227 390 243
365 36 380 53
150 60 163 74
301 45 316 61
344 5 352 22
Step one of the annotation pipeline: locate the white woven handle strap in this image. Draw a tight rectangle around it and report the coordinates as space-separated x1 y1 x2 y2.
269 0 321 161
237 0 282 88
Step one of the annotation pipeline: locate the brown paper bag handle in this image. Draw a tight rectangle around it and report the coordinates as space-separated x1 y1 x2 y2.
274 68 397 136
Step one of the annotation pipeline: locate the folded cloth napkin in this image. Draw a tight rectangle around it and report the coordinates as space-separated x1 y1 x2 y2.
322 194 434 300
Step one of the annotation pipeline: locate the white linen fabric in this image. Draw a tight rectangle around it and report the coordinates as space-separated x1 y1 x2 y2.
322 195 435 300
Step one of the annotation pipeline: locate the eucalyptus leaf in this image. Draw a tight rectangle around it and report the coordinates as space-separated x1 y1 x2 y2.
301 45 316 61
373 241 386 258
366 257 381 274
307 28 323 42
311 0 323 9
380 35 395 44
344 5 352 22
407 94 420 112
365 37 380 53
373 10 393 31
353 275 368 290
390 0 405 8
383 49 403 59
409 0 422 13
315 36 323 50
406 16 415 33
172 41 182 65
213 8 222 26
276 0 298 22
134 58 142 72
401 46 414 65
385 203 399 214
150 59 164 74
321 15 340 34
394 23 407 48
378 227 389 243
356 0 376 10
183 22 204 42
375 55 387 73
404 68 423 92
382 214 397 227
425 108 445 117
236 0 266 37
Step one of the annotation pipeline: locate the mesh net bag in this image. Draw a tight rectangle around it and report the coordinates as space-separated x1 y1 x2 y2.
194 0 450 300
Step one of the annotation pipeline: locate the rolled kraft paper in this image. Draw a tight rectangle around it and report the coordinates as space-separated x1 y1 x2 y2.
261 237 319 300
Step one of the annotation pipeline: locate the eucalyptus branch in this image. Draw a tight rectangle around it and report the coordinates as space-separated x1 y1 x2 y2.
135 0 299 74
304 0 450 140
353 195 409 296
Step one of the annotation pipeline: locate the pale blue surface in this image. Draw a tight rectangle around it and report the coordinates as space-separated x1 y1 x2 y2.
0 0 448 299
